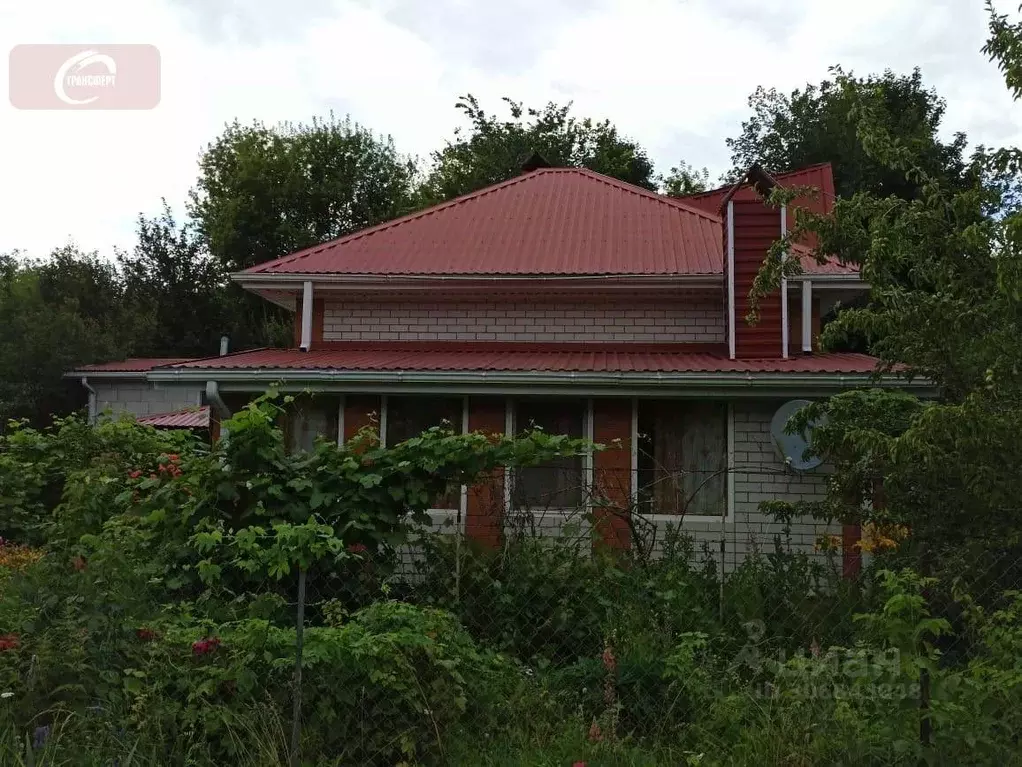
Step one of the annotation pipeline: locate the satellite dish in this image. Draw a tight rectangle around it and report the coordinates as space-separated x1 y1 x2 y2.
770 399 824 471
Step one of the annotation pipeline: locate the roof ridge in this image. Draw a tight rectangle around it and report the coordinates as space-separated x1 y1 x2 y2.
571 168 723 223
244 171 554 274
162 347 270 368
682 162 835 200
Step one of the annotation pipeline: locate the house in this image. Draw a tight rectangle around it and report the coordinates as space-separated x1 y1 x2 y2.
71 162 925 572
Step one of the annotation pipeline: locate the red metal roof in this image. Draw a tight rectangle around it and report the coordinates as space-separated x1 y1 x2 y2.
240 165 855 280
137 406 210 429
683 163 850 276
164 346 880 375
72 358 197 373
682 163 838 216
242 168 725 277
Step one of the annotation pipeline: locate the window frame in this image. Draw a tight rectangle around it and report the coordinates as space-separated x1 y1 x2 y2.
377 394 468 515
632 399 733 523
510 397 593 515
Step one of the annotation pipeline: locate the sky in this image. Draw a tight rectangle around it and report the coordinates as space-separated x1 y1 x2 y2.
1 0 1020 260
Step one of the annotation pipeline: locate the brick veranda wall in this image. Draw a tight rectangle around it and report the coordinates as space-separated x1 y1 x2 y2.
338 394 840 573
652 401 840 572
322 299 725 344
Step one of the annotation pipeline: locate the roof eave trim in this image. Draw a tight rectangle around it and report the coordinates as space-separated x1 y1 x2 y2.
231 272 724 287
147 367 929 390
62 370 151 379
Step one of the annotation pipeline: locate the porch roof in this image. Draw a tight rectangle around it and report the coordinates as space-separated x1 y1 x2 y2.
149 345 882 376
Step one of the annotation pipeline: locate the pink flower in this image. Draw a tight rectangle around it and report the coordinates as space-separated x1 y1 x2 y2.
0 634 19 652
573 763 588 767
602 646 616 673
588 720 602 743
192 636 221 656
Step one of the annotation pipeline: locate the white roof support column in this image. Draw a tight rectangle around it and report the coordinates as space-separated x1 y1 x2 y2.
727 200 736 360
802 279 813 353
299 280 314 351
780 205 789 359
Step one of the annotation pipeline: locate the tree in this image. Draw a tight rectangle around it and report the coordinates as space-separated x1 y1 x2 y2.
661 161 711 197
726 67 969 199
119 202 230 357
189 113 416 274
418 95 657 204
751 18 1022 584
0 248 130 425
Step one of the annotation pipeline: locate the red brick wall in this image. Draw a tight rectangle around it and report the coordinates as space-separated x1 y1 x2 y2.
465 396 506 548
592 398 632 550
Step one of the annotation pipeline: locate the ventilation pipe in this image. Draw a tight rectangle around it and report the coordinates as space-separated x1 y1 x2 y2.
219 335 229 356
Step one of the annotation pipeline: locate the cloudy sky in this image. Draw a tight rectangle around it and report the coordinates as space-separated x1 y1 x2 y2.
1 0 1019 259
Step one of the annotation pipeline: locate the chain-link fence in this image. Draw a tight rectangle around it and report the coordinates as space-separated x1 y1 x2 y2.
259 463 1022 765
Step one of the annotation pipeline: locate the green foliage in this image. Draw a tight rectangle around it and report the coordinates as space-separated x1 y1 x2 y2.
118 202 230 358
189 113 416 275
727 66 969 199
418 95 657 205
0 414 194 545
0 250 133 426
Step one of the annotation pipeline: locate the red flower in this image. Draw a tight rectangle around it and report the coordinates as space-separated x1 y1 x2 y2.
347 543 368 555
0 634 19 652
573 763 588 767
71 556 86 572
588 720 602 743
167 454 180 462
192 636 221 656
128 470 142 479
136 628 159 642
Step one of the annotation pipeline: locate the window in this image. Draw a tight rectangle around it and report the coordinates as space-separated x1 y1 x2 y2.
385 396 463 445
287 396 340 453
513 399 586 509
637 401 727 516
385 396 464 509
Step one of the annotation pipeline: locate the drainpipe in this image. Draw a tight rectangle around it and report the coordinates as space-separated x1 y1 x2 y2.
80 376 97 423
206 380 232 442
206 380 231 419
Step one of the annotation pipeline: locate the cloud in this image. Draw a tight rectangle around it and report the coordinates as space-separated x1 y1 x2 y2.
1 0 1019 261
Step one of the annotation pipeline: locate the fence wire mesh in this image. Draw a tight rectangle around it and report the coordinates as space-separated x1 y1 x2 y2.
263 463 1022 766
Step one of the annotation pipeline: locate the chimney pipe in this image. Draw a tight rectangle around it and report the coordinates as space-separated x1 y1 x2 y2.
219 336 229 356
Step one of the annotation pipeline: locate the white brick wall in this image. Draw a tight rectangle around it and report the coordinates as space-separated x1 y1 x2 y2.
94 381 203 419
323 299 725 344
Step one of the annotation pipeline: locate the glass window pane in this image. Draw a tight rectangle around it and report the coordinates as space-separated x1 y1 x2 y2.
514 399 585 509
386 396 463 509
386 396 462 446
637 401 727 516
288 396 339 453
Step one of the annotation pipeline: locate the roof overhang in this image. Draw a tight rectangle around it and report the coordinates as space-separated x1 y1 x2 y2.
232 271 724 296
147 366 932 399
63 370 148 380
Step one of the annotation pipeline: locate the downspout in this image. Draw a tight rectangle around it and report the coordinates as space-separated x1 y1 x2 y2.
206 381 231 419
206 380 232 442
80 376 97 423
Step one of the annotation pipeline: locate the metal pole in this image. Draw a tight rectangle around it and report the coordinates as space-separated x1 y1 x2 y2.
290 567 307 767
